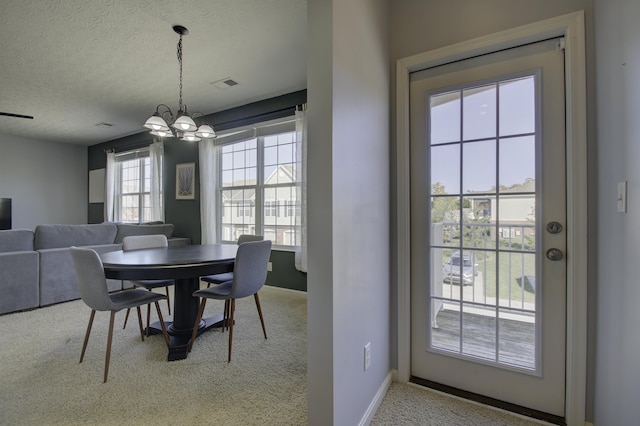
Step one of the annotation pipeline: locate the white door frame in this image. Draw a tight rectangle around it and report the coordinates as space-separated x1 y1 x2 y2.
395 11 587 425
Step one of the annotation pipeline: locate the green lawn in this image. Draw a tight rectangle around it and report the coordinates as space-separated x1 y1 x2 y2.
480 250 536 305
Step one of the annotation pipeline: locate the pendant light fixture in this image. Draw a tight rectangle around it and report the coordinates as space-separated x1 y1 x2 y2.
143 25 216 142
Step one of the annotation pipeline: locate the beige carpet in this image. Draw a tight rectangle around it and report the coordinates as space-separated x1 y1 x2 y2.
0 285 549 425
372 383 550 426
0 285 307 426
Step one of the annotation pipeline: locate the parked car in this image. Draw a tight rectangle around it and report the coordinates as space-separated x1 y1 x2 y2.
443 251 478 285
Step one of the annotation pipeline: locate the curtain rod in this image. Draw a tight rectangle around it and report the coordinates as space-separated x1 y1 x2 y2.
103 138 160 154
212 106 296 128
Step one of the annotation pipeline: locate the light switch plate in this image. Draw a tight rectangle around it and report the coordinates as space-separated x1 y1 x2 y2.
617 181 627 213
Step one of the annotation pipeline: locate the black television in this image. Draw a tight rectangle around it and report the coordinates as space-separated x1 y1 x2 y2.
0 198 11 230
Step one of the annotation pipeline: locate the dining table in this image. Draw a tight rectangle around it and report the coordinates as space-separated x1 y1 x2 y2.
100 244 239 361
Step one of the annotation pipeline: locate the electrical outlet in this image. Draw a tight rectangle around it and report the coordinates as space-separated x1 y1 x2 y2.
267 262 272 272
364 342 371 371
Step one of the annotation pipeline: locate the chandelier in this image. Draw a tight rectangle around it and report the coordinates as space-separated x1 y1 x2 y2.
143 25 216 142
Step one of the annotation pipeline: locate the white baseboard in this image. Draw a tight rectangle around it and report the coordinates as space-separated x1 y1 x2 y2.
359 371 393 426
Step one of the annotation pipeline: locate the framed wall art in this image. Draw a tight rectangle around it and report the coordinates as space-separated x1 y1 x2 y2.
176 162 195 200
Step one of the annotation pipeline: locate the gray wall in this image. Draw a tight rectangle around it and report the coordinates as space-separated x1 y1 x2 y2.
0 132 87 229
307 0 390 424
593 0 640 424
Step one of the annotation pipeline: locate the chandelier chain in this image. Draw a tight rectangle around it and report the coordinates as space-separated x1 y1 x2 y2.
177 35 183 112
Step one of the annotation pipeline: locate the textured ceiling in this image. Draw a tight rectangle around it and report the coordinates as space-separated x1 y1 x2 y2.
0 0 307 146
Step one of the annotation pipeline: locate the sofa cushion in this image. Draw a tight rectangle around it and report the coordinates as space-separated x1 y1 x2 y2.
34 223 117 250
0 251 39 314
114 223 174 244
0 229 34 253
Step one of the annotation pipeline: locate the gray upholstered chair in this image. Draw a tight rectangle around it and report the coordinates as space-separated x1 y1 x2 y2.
189 239 272 362
70 247 170 383
201 234 264 288
121 235 174 334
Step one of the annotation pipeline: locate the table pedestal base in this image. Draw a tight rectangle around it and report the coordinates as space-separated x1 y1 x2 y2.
148 315 226 361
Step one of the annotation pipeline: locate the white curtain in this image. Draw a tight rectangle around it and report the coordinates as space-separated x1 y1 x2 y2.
199 139 219 244
295 107 308 272
149 140 164 222
104 150 117 222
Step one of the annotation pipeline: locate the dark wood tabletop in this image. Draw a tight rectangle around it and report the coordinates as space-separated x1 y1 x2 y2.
100 244 239 361
101 244 239 281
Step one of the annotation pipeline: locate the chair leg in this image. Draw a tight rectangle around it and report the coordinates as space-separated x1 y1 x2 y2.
222 299 230 332
165 287 171 316
154 301 171 348
188 298 207 352
136 306 145 342
80 310 96 363
228 299 236 362
146 303 152 337
104 311 116 383
122 308 131 329
254 292 267 339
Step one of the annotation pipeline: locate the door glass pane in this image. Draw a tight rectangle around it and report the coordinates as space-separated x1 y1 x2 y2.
431 300 460 352
428 73 538 372
431 196 461 247
499 307 536 369
500 136 535 189
462 303 496 361
431 144 460 194
497 195 536 251
430 91 461 145
462 140 496 193
499 76 535 136
463 84 497 141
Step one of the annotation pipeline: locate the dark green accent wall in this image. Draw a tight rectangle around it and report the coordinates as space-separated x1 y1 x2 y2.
87 90 307 292
164 141 201 243
266 250 307 292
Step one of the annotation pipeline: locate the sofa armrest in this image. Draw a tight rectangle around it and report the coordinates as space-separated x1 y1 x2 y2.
0 251 40 314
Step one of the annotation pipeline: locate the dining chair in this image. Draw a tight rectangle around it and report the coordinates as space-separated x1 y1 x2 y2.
200 234 265 339
189 239 272 362
70 247 170 382
201 234 264 288
121 234 174 335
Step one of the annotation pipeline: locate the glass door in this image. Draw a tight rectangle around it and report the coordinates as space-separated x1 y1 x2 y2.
410 39 567 417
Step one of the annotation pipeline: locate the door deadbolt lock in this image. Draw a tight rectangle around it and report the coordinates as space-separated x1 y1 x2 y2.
546 248 563 261
546 221 563 234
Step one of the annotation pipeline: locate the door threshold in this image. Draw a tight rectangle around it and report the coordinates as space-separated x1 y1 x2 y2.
410 376 565 425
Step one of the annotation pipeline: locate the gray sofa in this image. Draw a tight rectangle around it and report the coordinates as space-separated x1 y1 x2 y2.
0 229 40 314
0 222 191 315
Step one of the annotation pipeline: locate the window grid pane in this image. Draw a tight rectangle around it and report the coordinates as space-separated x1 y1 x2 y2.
218 126 298 247
117 155 152 223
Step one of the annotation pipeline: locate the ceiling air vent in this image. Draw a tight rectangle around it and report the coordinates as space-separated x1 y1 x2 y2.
210 78 239 90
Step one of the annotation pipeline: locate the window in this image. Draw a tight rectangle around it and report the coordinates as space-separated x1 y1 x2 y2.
218 119 299 248
115 149 153 223
265 200 280 217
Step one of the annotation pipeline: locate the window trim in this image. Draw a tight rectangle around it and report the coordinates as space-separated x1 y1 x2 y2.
216 116 299 249
114 148 151 223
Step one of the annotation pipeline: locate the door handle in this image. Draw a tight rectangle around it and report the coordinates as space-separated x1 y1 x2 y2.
546 248 563 261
